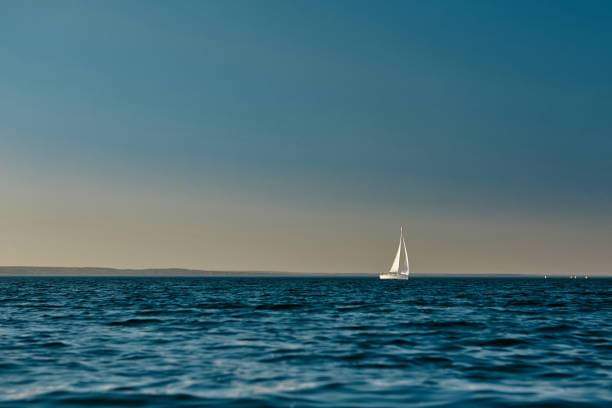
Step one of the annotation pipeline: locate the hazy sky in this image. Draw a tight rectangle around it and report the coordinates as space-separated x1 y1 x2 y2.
1 1 611 274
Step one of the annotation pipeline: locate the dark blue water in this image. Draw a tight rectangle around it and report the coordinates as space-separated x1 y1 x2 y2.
0 277 610 407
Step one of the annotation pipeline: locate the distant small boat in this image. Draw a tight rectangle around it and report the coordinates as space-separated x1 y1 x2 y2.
544 275 547 279
380 227 410 280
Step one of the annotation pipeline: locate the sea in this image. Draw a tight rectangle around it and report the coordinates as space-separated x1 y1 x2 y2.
0 276 610 407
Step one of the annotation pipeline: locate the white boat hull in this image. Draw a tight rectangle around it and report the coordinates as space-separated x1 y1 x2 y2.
379 273 409 280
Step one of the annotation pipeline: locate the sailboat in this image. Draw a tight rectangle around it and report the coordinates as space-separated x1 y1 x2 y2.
380 227 410 280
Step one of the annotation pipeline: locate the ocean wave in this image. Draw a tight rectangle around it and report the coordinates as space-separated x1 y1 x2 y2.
1 276 610 407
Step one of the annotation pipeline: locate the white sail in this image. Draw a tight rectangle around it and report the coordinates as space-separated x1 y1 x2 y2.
389 240 402 273
400 235 410 276
382 226 410 279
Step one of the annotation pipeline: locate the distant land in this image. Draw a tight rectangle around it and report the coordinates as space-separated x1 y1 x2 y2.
0 266 374 277
0 266 317 277
0 267 605 277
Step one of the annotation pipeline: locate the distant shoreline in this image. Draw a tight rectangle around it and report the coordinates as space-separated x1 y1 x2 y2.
0 267 608 278
0 266 308 277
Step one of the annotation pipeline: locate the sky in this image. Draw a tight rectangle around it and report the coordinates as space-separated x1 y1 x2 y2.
1 0 611 275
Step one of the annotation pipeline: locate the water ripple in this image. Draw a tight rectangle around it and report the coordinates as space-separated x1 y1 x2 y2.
0 276 610 407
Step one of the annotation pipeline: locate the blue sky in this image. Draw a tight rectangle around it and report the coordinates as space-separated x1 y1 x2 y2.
1 1 611 274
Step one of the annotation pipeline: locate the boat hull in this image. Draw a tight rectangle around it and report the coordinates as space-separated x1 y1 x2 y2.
379 273 409 280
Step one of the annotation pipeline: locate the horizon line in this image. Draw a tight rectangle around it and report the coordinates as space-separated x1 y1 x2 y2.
0 266 608 278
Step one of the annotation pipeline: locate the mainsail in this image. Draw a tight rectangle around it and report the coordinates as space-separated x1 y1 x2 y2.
401 235 410 275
